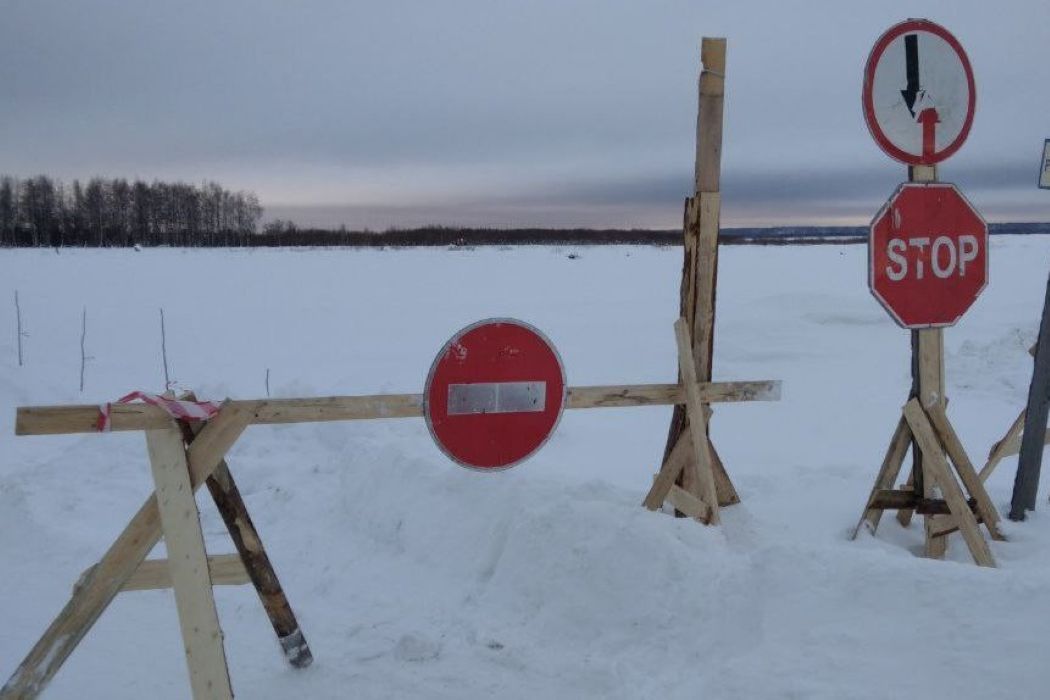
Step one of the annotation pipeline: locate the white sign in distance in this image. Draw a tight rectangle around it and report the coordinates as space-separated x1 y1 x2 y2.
1040 139 1050 190
863 19 975 165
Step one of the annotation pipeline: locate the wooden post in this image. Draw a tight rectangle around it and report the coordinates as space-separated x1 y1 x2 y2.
206 464 313 666
1010 272 1050 520
660 36 740 509
916 327 949 558
145 423 233 700
177 398 314 669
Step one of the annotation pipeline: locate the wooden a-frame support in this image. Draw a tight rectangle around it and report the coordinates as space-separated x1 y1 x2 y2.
642 37 780 524
850 166 1003 567
1 401 312 700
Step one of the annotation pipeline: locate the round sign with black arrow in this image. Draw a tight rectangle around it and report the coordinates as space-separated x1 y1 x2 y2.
863 19 975 165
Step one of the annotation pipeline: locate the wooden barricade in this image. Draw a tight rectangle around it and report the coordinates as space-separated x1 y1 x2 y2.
3 373 779 698
643 37 782 524
850 165 1003 567
2 36 782 697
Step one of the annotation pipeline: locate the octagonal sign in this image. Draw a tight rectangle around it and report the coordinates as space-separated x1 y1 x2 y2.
869 183 987 328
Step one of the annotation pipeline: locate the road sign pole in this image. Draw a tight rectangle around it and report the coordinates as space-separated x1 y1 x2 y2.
1009 272 1050 520
855 20 1002 565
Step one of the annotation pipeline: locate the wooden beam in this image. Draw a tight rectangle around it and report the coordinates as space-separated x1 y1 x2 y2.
14 381 781 436
980 409 1028 481
675 318 720 525
916 328 948 559
661 37 731 507
0 405 251 700
643 430 693 510
145 423 233 699
925 404 1004 540
851 416 912 539
666 485 711 523
122 554 249 592
866 490 979 515
904 399 996 567
202 460 313 668
173 391 313 669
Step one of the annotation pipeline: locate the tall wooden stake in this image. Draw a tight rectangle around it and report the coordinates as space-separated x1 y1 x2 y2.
660 36 740 508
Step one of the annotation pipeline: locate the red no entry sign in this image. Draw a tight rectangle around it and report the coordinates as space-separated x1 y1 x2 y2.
863 19 975 165
870 183 988 328
424 319 566 471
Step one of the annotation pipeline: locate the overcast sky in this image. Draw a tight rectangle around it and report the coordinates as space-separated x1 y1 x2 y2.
2 0 1048 228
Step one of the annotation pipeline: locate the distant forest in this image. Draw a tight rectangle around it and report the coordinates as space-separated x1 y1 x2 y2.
2 174 1047 248
0 175 262 247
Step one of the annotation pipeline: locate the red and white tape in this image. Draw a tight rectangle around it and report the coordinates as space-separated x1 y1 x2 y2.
97 391 222 432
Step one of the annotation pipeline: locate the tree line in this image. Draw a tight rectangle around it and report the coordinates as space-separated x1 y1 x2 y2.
0 175 262 247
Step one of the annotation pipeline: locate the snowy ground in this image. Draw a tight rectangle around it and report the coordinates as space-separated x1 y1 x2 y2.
2 237 1050 699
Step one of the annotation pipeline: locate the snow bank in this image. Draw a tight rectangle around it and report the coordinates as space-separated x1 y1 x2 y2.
3 238 1050 698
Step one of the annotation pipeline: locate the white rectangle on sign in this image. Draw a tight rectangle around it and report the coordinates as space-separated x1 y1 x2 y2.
1041 139 1050 190
447 381 546 415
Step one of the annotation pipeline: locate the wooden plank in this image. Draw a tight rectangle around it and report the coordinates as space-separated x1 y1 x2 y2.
675 318 720 525
980 409 1026 481
904 399 996 567
15 381 782 436
986 426 1050 463
925 404 1004 540
643 430 692 510
145 423 232 699
896 470 916 528
1011 272 1050 519
177 391 312 667
0 405 251 699
568 380 779 408
662 37 728 505
916 328 948 559
866 491 978 516
692 192 721 379
122 554 249 592
852 416 912 539
695 38 726 194
204 460 313 668
666 485 711 523
709 441 741 506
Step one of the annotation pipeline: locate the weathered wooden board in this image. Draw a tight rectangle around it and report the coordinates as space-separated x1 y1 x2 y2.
852 416 912 539
675 318 720 524
15 381 781 436
145 423 232 699
122 554 249 592
904 399 996 567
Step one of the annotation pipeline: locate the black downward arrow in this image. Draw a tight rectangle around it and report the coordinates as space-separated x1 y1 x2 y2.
901 34 920 116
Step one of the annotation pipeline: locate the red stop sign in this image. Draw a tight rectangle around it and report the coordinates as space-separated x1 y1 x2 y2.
424 319 566 471
869 183 988 328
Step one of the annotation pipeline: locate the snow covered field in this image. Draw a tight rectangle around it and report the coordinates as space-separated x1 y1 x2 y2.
2 236 1050 699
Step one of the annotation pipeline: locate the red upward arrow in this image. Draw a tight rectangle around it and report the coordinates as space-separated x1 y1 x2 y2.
918 108 939 162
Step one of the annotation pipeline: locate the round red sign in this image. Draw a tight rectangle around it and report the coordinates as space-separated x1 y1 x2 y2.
424 319 566 471
863 19 975 165
869 183 988 328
